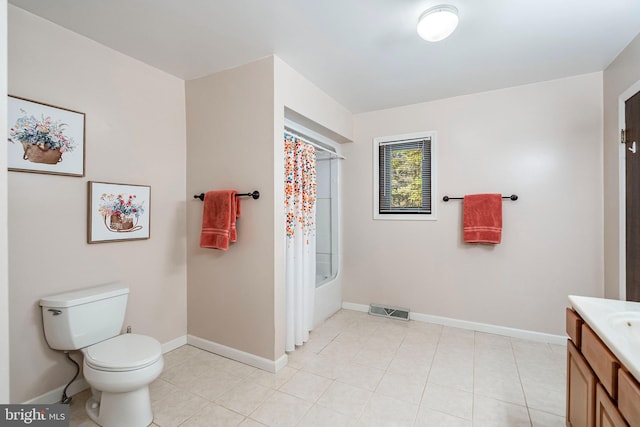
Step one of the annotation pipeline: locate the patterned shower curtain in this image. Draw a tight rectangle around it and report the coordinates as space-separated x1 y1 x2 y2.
284 133 317 352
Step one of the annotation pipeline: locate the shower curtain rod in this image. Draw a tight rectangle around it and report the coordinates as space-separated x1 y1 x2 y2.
284 128 346 160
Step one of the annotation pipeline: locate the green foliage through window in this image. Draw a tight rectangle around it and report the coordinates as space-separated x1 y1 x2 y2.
390 147 423 208
378 137 432 215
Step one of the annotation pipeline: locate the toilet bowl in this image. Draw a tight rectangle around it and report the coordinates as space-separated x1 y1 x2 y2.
39 283 165 427
82 334 163 427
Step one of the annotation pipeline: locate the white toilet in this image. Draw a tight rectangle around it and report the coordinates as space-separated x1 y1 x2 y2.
40 282 164 427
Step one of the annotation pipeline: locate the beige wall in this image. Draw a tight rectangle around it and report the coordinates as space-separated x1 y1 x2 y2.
8 6 188 402
603 33 640 300
186 57 353 362
274 57 353 143
186 58 277 359
1 0 10 404
343 73 604 336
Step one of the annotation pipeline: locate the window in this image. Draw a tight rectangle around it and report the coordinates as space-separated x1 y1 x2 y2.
373 131 437 220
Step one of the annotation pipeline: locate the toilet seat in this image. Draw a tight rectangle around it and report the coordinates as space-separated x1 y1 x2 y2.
84 334 162 372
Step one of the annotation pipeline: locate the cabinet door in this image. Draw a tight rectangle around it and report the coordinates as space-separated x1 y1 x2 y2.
595 384 627 427
568 340 597 427
618 369 640 427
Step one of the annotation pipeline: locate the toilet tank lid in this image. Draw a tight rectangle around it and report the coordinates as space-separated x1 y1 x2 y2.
40 282 129 308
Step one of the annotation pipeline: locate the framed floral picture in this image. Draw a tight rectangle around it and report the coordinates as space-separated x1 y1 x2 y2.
7 95 86 176
88 181 151 243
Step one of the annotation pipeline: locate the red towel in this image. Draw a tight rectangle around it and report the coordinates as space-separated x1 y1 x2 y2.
200 190 240 250
463 194 502 244
229 195 240 243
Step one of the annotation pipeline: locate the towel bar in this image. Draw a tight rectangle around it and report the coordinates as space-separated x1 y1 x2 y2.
442 194 518 202
194 191 260 201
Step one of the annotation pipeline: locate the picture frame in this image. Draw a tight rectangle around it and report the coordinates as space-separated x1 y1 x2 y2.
7 95 86 177
88 181 151 243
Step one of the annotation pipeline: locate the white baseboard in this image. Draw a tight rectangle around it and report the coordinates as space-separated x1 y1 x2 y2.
187 335 287 374
342 302 369 313
274 353 288 372
162 335 188 353
24 378 89 405
341 301 566 346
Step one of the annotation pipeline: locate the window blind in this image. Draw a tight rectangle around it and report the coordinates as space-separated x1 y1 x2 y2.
378 138 431 214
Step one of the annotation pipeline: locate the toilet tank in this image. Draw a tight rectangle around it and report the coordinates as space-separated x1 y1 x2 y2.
40 282 129 350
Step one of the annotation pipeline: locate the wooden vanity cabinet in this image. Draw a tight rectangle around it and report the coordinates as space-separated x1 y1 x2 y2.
566 307 640 427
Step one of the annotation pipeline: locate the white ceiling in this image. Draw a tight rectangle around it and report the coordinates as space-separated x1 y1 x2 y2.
8 0 640 113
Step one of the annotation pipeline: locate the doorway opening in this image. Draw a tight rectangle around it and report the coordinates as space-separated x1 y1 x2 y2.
619 80 640 301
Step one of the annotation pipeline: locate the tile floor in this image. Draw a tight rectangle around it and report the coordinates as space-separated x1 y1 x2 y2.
69 309 567 427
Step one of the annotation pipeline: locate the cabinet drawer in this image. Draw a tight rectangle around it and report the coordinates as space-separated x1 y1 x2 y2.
618 369 640 427
581 324 619 399
566 308 583 347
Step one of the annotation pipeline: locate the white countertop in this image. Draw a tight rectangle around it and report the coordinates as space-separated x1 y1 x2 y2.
569 295 640 381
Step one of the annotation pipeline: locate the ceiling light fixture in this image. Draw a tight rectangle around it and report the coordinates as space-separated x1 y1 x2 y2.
417 5 459 42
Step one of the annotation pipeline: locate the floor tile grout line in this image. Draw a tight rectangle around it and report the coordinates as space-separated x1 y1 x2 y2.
510 337 534 427
391 322 421 426
295 319 380 425
411 322 444 426
357 318 395 425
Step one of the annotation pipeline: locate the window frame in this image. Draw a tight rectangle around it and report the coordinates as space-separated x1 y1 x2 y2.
373 131 437 221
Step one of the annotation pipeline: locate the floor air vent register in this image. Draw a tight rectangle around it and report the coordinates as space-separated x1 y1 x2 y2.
368 303 410 321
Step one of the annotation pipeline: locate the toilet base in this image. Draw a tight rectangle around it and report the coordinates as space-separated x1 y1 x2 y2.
86 387 153 427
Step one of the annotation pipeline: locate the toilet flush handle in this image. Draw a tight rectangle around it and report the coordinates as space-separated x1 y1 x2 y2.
47 309 62 316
